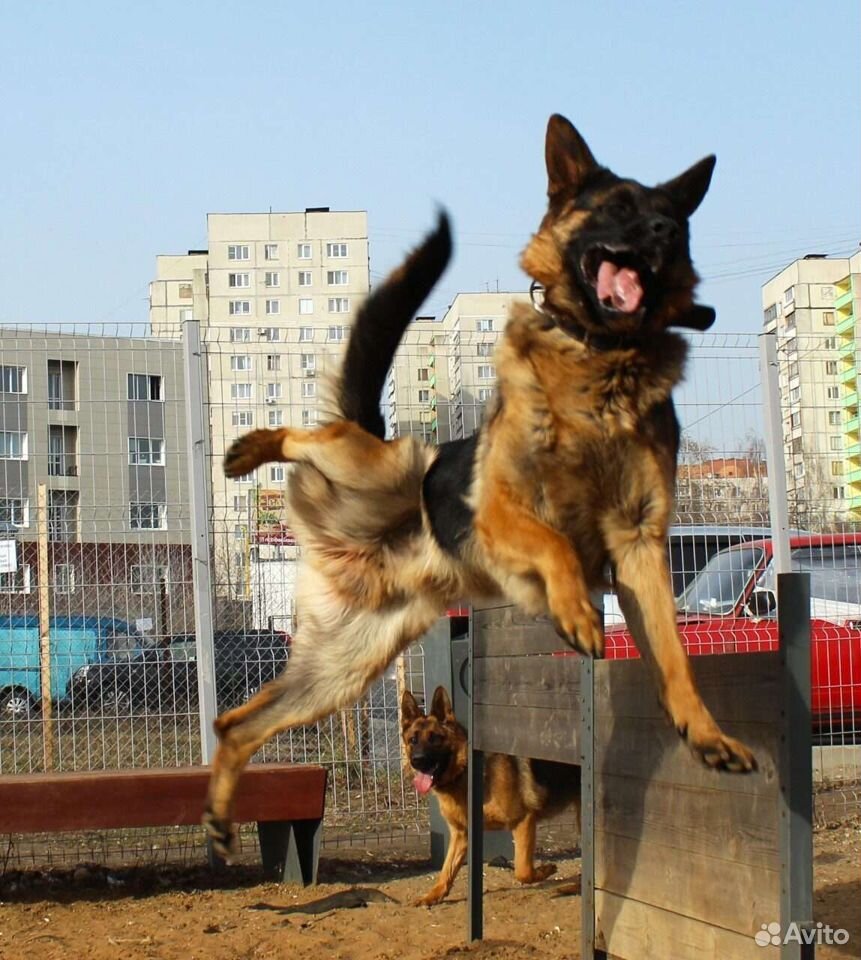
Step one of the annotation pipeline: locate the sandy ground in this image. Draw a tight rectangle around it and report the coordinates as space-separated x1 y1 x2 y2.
0 823 858 960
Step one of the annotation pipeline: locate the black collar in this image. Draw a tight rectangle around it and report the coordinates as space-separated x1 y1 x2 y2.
529 281 644 352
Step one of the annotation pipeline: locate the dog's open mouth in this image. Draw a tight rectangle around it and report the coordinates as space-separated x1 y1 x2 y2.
413 771 435 795
581 246 652 315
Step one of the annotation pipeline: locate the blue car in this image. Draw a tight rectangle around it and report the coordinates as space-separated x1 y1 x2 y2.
0 615 145 719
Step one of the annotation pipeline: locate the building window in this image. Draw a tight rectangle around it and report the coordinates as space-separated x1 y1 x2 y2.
128 437 166 466
228 244 250 261
231 383 253 401
833 486 846 500
300 354 316 371
270 465 285 482
267 355 281 372
0 432 28 460
297 242 312 259
476 343 493 357
128 373 162 401
477 318 494 332
301 409 317 427
831 461 844 476
232 410 253 427
235 472 255 484
264 271 280 288
230 327 251 343
233 495 248 512
264 243 279 260
828 411 842 426
261 327 280 342
823 337 837 350
789 386 800 403
230 355 252 372
825 360 838 375
0 498 29 528
417 389 430 404
179 308 193 322
298 271 312 286
830 436 844 451
299 298 314 315
763 304 779 324
791 437 803 455
790 412 801 429
229 300 251 316
793 462 805 479
0 565 31 595
327 270 348 286
54 564 76 595
299 326 314 342
233 525 244 541
827 386 840 400
179 283 192 299
0 366 27 394
265 299 281 315
327 325 346 342
268 409 284 427
130 564 169 595
326 242 348 258
328 297 350 313
302 381 316 399
130 502 167 530
822 311 835 326
477 364 495 380
784 286 795 305
417 368 429 382
266 383 282 401
478 388 494 402
228 272 250 288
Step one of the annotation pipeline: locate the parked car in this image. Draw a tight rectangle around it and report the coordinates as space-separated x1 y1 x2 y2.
0 616 145 719
604 534 861 736
602 525 775 626
68 628 289 714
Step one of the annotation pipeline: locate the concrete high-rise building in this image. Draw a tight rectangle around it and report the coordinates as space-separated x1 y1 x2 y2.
761 253 861 526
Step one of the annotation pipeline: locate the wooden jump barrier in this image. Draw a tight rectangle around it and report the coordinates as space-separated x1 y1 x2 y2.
466 573 814 960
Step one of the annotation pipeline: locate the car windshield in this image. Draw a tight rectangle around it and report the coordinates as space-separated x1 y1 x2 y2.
756 545 861 619
104 628 148 661
677 546 764 615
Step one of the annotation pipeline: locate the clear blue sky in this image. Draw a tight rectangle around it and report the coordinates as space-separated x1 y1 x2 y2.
1 0 858 334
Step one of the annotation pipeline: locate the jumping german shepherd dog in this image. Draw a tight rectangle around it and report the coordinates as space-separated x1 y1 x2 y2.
204 114 756 857
402 686 580 906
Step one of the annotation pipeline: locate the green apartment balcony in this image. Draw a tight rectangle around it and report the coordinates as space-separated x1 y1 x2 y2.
840 365 858 385
845 412 860 435
847 439 861 459
840 337 855 358
837 311 856 336
847 465 861 485
834 286 854 309
843 389 859 409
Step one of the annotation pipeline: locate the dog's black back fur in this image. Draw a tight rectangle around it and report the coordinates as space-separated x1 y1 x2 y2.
423 435 478 555
338 211 452 439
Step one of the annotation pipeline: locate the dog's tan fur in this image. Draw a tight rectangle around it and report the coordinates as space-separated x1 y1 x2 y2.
401 687 578 906
203 114 755 857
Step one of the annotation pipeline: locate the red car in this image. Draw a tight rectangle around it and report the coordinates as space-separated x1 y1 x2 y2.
603 534 861 737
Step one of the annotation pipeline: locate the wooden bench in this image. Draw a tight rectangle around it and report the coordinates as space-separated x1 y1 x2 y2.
0 763 327 885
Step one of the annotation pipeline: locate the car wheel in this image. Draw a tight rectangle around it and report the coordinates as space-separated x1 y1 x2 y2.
100 688 133 715
0 688 36 720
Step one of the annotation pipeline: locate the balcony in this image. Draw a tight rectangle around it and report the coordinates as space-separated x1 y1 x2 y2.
840 365 858 385
836 311 856 336
834 287 854 310
843 390 858 409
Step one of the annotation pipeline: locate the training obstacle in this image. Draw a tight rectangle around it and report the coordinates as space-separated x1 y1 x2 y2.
465 573 814 959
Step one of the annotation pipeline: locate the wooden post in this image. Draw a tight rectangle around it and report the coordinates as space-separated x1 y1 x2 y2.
36 483 54 771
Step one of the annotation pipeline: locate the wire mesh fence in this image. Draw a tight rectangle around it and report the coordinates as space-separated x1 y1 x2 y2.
0 317 859 871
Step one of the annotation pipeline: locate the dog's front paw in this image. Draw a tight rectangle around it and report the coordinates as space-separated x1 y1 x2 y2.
223 430 284 478
516 863 557 885
677 714 757 773
202 808 237 861
413 887 449 907
550 592 604 657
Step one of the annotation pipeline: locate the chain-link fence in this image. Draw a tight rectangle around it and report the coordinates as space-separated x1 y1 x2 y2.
1 320 858 870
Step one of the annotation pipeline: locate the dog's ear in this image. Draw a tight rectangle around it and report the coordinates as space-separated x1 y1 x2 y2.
677 304 716 331
401 690 423 731
545 114 599 197
429 686 454 723
659 155 716 218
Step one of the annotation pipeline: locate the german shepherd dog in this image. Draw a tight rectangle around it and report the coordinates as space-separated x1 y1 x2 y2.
401 685 580 906
204 114 756 857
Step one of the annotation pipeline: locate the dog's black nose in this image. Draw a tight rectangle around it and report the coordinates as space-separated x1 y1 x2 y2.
647 215 679 242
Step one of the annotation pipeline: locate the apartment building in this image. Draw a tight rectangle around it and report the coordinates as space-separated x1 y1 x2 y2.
0 329 192 634
150 209 369 595
762 253 860 526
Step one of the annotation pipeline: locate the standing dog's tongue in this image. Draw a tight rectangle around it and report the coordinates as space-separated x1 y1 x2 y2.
413 772 434 795
596 261 643 313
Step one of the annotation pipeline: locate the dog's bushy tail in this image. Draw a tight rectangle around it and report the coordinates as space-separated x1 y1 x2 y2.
337 211 452 439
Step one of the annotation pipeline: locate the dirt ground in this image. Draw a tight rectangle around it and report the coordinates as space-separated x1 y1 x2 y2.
0 823 858 960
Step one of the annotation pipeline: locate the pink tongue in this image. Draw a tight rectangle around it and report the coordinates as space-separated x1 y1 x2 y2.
596 261 643 313
413 772 434 795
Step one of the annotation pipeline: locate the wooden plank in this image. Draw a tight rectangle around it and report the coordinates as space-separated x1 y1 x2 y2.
595 831 780 937
596 773 779 870
473 655 580 710
473 622 570 658
0 765 327 832
473 702 578 763
595 890 780 960
593 715 779 793
594 652 780 725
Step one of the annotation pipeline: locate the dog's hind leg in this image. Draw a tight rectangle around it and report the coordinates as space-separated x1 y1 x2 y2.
204 597 440 858
512 814 556 884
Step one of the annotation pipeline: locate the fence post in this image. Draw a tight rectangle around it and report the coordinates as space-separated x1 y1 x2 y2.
759 332 792 573
182 315 218 764
36 483 54 771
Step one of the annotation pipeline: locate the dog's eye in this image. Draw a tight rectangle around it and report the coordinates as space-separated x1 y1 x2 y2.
409 734 419 745
607 198 634 219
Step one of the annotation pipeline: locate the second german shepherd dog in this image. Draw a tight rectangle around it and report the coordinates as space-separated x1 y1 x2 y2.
204 114 756 857
402 686 580 906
